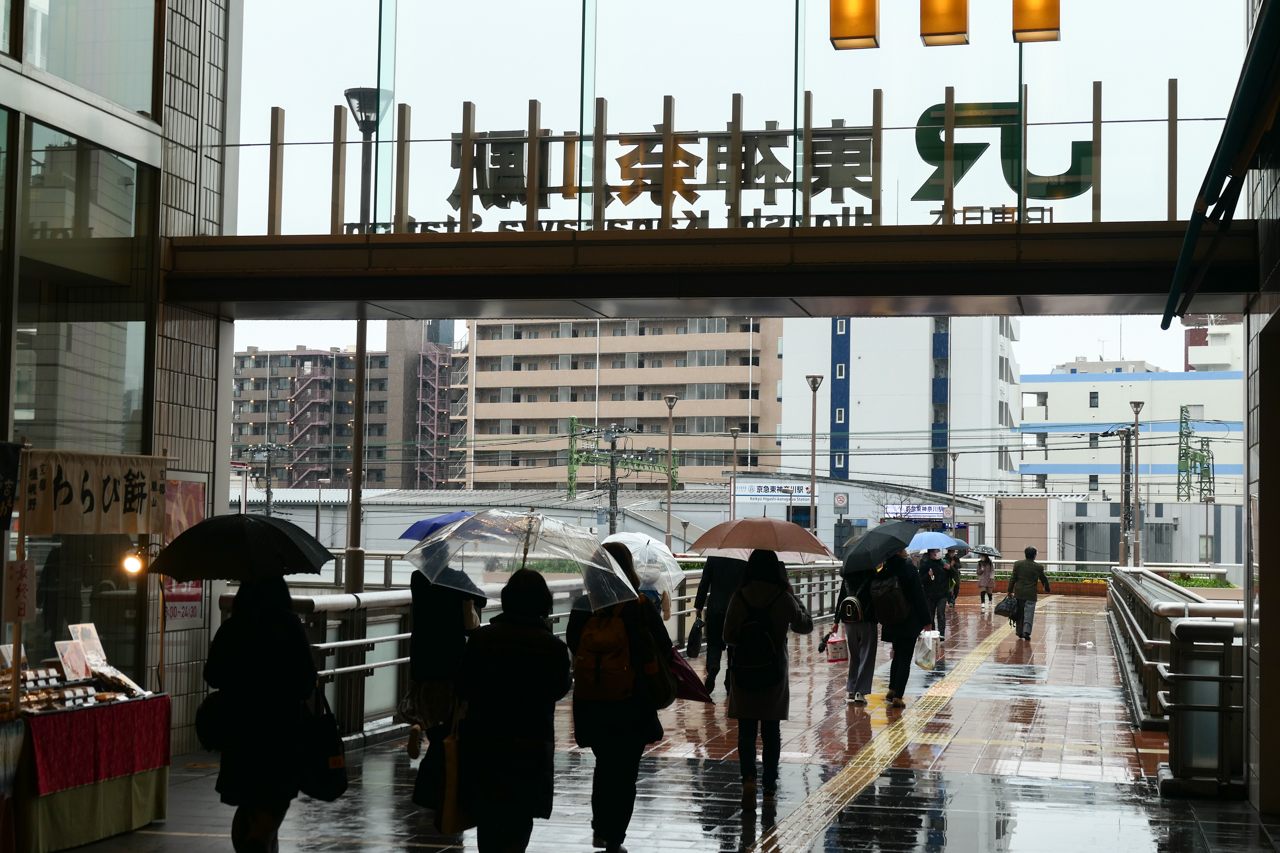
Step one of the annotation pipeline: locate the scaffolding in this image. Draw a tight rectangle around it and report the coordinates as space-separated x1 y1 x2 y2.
415 343 453 489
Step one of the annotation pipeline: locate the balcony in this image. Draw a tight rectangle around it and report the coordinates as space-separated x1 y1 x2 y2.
451 369 469 386
1022 405 1048 422
1187 345 1235 371
475 330 757 358
474 364 755 389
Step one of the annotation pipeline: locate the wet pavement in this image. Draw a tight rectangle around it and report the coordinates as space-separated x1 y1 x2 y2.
82 597 1278 852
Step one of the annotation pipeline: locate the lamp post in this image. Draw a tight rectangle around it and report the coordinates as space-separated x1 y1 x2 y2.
806 375 823 535
344 88 380 234
1131 400 1145 565
664 394 679 549
729 426 741 520
316 477 331 540
680 520 690 553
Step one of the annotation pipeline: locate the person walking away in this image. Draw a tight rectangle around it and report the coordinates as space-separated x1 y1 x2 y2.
693 555 747 693
1008 546 1051 641
723 550 813 806
945 548 963 605
405 566 485 772
839 559 878 705
918 549 958 641
568 542 673 853
873 550 932 708
456 570 571 853
205 577 317 853
976 554 996 614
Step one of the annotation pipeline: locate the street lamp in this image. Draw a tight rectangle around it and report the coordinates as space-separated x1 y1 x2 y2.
344 87 383 234
921 0 969 46
1131 400 1145 565
732 425 742 517
806 375 823 535
680 520 690 553
950 451 959 539
316 477 331 539
664 394 679 549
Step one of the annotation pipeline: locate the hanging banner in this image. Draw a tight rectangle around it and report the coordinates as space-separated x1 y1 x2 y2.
0 442 20 530
163 480 206 628
22 451 167 536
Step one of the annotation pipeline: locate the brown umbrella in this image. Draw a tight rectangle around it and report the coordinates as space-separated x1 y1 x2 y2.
689 517 835 564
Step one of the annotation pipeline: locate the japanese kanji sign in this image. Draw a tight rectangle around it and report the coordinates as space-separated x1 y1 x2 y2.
735 481 816 503
22 451 167 536
3 561 34 623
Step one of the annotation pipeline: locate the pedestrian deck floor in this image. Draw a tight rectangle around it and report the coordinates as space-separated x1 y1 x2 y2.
88 597 1279 852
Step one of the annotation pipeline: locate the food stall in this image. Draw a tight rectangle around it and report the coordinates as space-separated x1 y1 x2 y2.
2 449 171 853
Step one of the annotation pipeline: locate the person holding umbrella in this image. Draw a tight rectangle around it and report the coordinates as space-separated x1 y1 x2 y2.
917 548 959 642
159 515 336 853
838 555 878 705
567 542 672 853
975 549 997 614
877 549 933 708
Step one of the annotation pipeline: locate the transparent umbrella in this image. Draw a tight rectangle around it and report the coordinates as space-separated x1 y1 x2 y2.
603 532 684 597
404 510 637 611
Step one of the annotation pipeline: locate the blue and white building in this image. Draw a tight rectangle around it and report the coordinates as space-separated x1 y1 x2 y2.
779 317 1021 497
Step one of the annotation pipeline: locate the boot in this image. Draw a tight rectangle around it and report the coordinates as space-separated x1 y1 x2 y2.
704 673 717 694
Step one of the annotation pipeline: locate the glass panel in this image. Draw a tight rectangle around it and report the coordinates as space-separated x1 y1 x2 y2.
16 121 156 681
2 1 10 54
25 0 156 114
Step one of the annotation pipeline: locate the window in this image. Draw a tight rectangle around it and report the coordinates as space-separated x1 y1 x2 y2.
835 408 845 424
1199 535 1215 562
1089 391 1099 408
686 383 726 400
739 422 760 433
685 350 727 367
582 391 596 402
611 392 625 401
549 362 559 370
739 356 760 366
527 331 539 340
526 363 538 371
1088 475 1099 491
836 363 846 379
836 319 846 335
1089 433 1099 448
612 360 625 369
650 360 663 368
613 328 625 337
526 395 538 403
526 426 538 435
489 394 500 404
582 328 597 338
649 326 664 335
583 360 597 369
549 394 558 403
1035 474 1047 489
739 389 759 400
834 454 845 468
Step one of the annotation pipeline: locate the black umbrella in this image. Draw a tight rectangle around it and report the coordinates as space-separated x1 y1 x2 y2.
842 520 919 576
151 514 334 583
967 543 1002 558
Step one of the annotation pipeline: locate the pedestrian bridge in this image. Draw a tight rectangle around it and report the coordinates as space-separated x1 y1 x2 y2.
81 597 1271 853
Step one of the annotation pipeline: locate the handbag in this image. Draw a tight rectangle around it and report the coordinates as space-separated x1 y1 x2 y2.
298 688 348 802
668 647 713 703
993 595 1017 618
435 702 475 835
686 618 705 658
826 624 849 663
634 598 678 710
195 690 229 751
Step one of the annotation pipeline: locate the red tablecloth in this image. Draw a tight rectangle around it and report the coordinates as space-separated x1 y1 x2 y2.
25 696 170 796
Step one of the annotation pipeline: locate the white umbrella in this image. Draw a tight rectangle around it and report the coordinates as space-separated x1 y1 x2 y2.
603 532 684 596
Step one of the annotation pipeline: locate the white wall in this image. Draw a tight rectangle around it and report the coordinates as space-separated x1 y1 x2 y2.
779 318 832 480
951 316 1020 494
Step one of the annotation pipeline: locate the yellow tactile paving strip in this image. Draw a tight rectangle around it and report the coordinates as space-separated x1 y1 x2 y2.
750 617 1017 853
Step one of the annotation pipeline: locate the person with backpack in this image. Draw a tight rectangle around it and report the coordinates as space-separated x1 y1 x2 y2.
723 550 813 806
838 560 878 705
456 570 571 853
875 549 932 708
693 555 748 693
1008 546 1052 641
917 548 959 641
567 542 673 853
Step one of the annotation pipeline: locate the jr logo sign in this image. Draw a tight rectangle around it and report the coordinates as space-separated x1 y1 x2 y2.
912 102 1093 202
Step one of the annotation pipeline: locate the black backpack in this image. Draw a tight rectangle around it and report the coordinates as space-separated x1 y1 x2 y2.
729 589 786 690
871 571 911 626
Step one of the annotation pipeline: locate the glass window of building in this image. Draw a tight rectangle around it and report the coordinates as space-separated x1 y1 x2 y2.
25 0 158 114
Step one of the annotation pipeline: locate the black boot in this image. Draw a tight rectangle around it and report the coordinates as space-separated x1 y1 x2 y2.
704 673 716 693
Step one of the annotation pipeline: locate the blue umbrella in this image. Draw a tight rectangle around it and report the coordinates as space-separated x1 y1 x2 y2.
400 511 474 541
907 530 962 551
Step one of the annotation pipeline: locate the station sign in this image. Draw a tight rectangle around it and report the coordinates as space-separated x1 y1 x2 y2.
885 504 950 520
736 482 816 504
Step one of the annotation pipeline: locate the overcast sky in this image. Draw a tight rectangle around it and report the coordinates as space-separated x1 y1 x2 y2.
232 1 1245 373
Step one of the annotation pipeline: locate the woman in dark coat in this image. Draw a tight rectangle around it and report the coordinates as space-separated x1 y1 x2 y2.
879 549 932 708
723 550 812 805
456 569 571 853
566 542 672 853
205 576 317 853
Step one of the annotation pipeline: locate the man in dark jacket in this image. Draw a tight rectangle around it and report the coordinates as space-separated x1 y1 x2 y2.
880 550 933 708
917 549 959 641
1008 546 1051 641
694 556 747 693
456 570 571 853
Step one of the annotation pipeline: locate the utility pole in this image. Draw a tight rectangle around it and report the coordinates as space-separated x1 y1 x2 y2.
262 442 277 517
608 425 619 535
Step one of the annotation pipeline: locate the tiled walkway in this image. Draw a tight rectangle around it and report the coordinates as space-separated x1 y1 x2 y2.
85 596 1278 852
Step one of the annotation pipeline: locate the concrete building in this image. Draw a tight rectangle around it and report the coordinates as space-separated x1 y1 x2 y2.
456 318 783 490
779 316 1021 509
231 320 456 490
1018 357 1244 504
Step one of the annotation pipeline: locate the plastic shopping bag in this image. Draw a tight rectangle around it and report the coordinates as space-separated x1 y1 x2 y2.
913 630 941 672
826 625 849 663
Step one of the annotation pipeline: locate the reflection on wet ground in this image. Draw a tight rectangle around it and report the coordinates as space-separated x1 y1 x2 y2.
83 597 1277 852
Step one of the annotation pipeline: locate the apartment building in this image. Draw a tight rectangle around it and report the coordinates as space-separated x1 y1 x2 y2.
456 318 782 489
779 316 1022 498
231 320 456 489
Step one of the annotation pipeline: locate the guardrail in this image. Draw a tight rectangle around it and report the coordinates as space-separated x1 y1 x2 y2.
244 558 845 741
